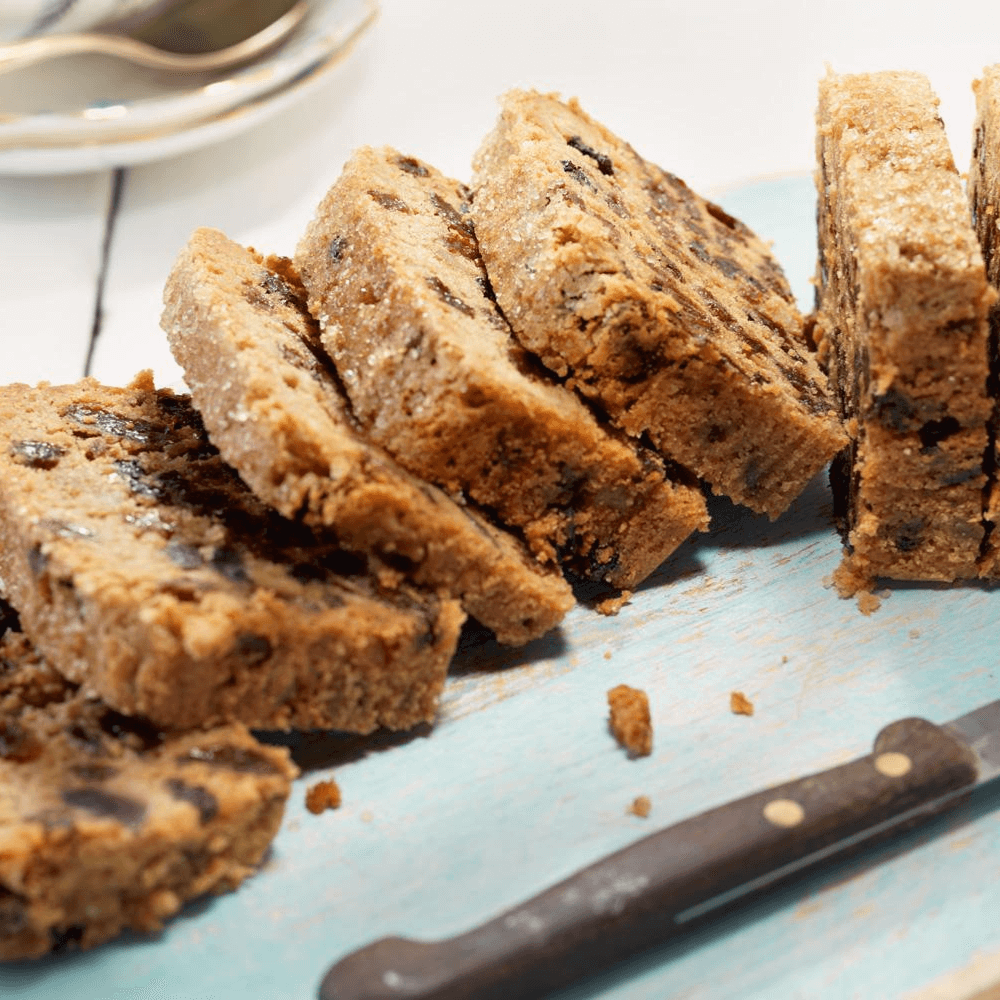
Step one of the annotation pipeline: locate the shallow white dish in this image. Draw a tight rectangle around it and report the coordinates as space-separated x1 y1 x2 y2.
0 0 377 175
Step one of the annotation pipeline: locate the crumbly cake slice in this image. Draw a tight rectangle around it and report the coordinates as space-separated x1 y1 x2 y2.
294 147 708 589
969 65 1000 576
815 70 994 582
161 228 573 645
0 606 296 960
470 90 846 518
0 375 464 732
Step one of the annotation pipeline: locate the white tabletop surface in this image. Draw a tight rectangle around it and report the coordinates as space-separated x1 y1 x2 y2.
3 2 1000 998
4 0 1000 391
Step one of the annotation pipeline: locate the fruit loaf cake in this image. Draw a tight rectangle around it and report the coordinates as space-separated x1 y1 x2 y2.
0 374 464 732
814 69 994 582
470 89 846 519
294 146 709 589
161 227 573 645
0 603 296 960
968 64 1000 576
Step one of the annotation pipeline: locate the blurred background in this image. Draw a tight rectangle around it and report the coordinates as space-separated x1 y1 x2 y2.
3 0 1000 390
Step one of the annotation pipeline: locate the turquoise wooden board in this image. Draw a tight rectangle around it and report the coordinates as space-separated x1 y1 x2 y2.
4 175 1000 999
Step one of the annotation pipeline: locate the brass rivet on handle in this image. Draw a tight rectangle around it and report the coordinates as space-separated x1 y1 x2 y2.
874 752 912 778
763 798 805 828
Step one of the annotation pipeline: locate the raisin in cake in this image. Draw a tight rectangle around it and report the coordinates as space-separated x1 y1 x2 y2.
471 90 846 518
0 375 464 732
969 65 1000 576
161 228 573 645
815 70 994 583
0 604 295 960
294 147 708 589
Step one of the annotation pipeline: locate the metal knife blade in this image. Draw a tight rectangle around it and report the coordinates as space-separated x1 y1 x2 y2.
318 703 999 1000
946 699 1000 784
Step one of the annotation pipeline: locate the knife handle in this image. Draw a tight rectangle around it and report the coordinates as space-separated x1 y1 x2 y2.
318 717 978 1000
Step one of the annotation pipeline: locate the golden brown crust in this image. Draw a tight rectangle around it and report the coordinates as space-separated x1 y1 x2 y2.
0 376 463 732
161 227 573 645
294 147 709 589
816 70 994 582
471 90 846 518
0 620 295 960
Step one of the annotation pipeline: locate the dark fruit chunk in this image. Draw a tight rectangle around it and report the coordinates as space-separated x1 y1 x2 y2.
9 440 64 470
180 743 283 775
62 787 147 828
567 135 614 175
166 778 219 824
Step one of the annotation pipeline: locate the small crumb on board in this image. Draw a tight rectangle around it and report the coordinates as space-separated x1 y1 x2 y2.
857 590 882 615
305 778 342 815
607 684 652 756
596 590 633 616
628 795 652 818
730 691 754 716
829 559 882 616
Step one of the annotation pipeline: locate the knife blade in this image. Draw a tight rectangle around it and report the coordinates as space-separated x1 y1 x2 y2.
318 703 1000 1000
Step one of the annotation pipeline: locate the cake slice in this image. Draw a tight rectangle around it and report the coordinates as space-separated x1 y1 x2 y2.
294 147 709 589
0 375 464 732
815 70 994 583
968 65 1000 575
161 227 573 645
0 603 296 960
470 90 846 518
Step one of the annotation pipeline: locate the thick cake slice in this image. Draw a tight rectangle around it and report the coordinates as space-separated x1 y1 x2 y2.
470 90 846 518
0 375 464 732
161 227 573 645
815 70 994 583
969 65 1000 576
294 147 708 589
0 605 296 960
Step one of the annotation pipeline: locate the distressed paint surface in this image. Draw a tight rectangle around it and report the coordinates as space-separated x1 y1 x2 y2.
3 176 1000 1000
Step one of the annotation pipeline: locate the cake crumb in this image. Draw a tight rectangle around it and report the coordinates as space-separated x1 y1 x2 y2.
856 590 882 616
603 650 613 660
305 779 341 815
628 795 652 818
596 590 633 616
360 810 374 823
730 691 754 716
607 684 652 756
830 556 875 598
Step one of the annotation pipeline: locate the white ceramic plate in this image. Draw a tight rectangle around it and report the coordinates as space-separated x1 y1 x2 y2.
0 0 377 175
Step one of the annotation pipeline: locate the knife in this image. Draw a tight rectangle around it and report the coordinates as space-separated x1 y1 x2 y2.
318 702 1000 1000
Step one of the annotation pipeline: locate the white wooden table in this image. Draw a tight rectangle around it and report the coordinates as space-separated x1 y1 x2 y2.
3 3 1000 997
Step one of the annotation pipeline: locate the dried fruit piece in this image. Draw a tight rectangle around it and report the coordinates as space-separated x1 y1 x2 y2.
0 375 463 733
161 228 574 646
294 146 708 590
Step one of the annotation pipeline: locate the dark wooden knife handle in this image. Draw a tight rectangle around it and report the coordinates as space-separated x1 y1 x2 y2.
318 717 979 1000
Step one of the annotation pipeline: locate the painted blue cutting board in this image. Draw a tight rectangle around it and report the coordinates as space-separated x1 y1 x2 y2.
4 176 999 1000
